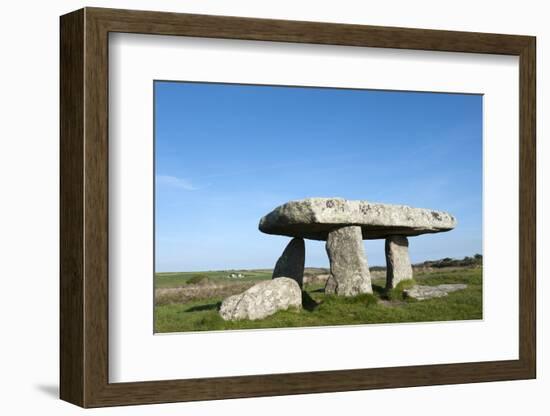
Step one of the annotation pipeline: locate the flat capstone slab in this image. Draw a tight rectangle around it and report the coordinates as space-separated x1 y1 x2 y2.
259 198 456 240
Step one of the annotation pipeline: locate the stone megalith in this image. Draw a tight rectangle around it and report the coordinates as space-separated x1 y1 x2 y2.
259 198 456 240
219 277 302 321
385 235 413 289
259 197 456 297
272 238 305 287
325 226 372 296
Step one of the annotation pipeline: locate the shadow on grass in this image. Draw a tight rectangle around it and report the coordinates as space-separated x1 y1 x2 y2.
185 302 221 313
302 291 320 312
372 284 386 298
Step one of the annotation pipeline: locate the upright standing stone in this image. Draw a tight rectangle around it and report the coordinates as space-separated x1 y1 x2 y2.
325 226 372 296
385 235 413 289
272 238 305 288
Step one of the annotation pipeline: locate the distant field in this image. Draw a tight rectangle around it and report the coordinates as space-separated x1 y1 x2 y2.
155 269 273 288
154 266 482 333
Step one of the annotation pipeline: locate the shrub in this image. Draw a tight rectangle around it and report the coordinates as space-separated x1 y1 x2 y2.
186 274 210 285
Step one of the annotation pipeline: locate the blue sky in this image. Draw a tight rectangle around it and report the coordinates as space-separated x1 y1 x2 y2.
155 81 482 272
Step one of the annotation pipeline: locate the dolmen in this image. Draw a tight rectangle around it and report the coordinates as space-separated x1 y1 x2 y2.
259 198 456 296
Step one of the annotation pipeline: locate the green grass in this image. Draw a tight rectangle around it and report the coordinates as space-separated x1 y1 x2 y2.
154 267 482 333
383 278 417 301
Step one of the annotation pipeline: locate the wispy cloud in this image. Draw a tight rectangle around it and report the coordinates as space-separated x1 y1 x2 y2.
156 175 199 191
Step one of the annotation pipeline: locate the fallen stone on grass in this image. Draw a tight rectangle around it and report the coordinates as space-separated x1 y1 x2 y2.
219 277 302 321
403 284 468 301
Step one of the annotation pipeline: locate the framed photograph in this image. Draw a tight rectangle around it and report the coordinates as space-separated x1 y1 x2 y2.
60 7 536 408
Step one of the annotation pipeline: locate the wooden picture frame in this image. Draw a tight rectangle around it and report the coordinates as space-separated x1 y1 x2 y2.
60 7 536 408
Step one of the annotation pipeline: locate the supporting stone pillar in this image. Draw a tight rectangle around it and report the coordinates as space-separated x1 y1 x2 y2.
324 226 372 296
272 237 305 288
385 235 413 289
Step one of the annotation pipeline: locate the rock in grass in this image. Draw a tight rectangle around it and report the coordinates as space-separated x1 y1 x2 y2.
219 277 302 321
403 284 468 300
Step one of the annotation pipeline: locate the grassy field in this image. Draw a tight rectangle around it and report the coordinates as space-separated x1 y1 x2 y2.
155 269 273 288
154 266 482 333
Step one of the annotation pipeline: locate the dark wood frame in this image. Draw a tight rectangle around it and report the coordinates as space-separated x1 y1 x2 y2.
60 7 536 408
